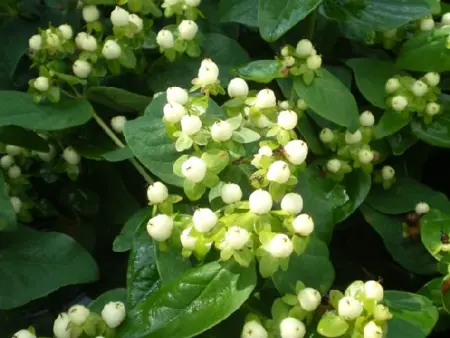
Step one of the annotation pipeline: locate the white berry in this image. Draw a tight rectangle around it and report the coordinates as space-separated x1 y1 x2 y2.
442 13 450 25
53 312 71 338
0 155 14 168
415 202 430 215
319 128 334 143
34 76 49 92
420 17 435 31
10 196 22 213
147 214 173 241
359 111 375 127
178 20 198 40
426 102 440 116
363 321 383 338
197 58 219 85
211 120 233 142
129 14 143 32
345 130 362 144
249 189 272 214
381 165 395 180
411 80 428 97
225 226 250 250
82 5 100 22
284 140 308 165
111 115 127 134
193 208 218 233
166 87 189 105
297 287 321 312
268 234 293 258
7 144 22 155
279 317 306 338
424 72 440 87
364 280 384 301
156 30 174 49
306 55 322 70
279 100 290 110
327 159 341 173
277 110 298 130
76 33 97 51
8 165 21 179
255 89 277 109
267 160 291 184
63 147 80 165
338 296 363 320
181 115 202 136
58 24 73 40
147 181 169 204
29 35 42 50
281 193 303 215
181 156 207 183
373 304 392 321
221 183 242 204
72 59 91 78
385 78 400 94
164 102 187 123
228 78 249 98
358 149 374 164
110 6 130 27
259 146 273 157
292 213 314 236
101 301 126 328
241 320 268 338
68 305 90 326
180 227 197 249
296 39 314 57
46 32 60 48
12 330 36 338
102 40 122 59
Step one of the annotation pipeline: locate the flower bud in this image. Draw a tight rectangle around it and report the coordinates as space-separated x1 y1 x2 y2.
345 130 362 144
12 330 36 338
82 5 100 22
297 287 321 312
249 189 272 214
280 317 306 338
228 78 249 97
363 321 383 338
34 76 49 92
319 128 334 143
358 149 374 164
110 115 127 134
281 193 303 215
268 234 293 258
53 312 71 338
241 320 268 338
167 87 189 105
193 208 218 233
373 304 392 321
293 213 314 236
178 20 198 40
197 58 219 85
327 159 341 173
129 14 143 32
1 155 14 168
181 156 207 183
147 214 173 241
110 6 130 27
37 145 56 162
296 39 314 57
297 99 308 110
284 56 296 67
284 140 308 165
180 227 197 249
277 110 298 130
156 30 174 49
58 24 73 40
225 226 250 250
255 89 277 109
381 165 395 180
442 13 450 26
338 296 363 320
8 165 21 179
385 78 400 94
306 55 322 70
426 102 440 116
419 17 435 31
221 183 242 204
364 280 384 301
102 40 122 59
10 197 22 214
147 181 169 204
415 202 430 215
255 115 273 128
68 305 90 326
164 102 187 123
63 147 80 165
279 100 290 110
411 80 428 97
46 32 60 48
72 59 91 78
359 111 375 127
267 160 290 184
211 120 233 142
29 35 42 50
101 301 126 328
185 0 201 6
181 115 202 136
424 72 440 87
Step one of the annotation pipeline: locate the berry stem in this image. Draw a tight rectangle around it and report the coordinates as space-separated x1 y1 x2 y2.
93 112 153 184
306 9 317 40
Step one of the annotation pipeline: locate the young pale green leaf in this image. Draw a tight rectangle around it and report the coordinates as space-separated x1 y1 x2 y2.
293 69 359 130
155 245 192 284
113 208 152 253
420 209 450 263
117 260 257 338
232 128 261 143
258 0 323 42
86 86 151 112
383 291 439 338
0 92 93 130
0 172 16 232
0 226 98 309
360 204 438 275
374 111 411 139
317 311 349 337
0 126 49 152
219 0 258 27
88 288 127 312
234 60 284 84
184 180 206 200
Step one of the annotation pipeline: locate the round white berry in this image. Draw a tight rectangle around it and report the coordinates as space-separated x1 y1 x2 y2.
255 89 277 109
129 14 143 32
281 46 289 57
46 32 60 48
249 189 272 214
72 59 92 78
193 208 218 233
385 78 401 94
345 130 362 144
338 296 363 320
267 160 291 184
10 196 22 214
420 17 435 31
110 6 130 27
381 165 395 180
166 87 189 105
197 58 219 85
279 100 290 110
296 39 314 57
277 110 298 130
306 55 322 70
110 115 127 134
8 165 21 179
280 317 306 338
259 146 273 157
63 147 80 165
225 226 250 250
363 321 383 338
147 214 173 241
53 312 71 338
241 320 268 338
292 213 314 236
442 13 450 26
426 102 440 116
58 24 73 40
227 78 249 98
327 159 341 173
34 76 49 92
156 30 174 49
284 140 308 165
268 234 293 258
12 330 36 338
211 120 233 142
83 34 98 51
364 280 384 301
102 40 122 59
68 305 90 326
221 183 242 204
319 128 334 143
29 34 42 50
411 80 428 97
178 20 198 40
373 304 392 321
358 149 374 164
297 287 321 312
0 155 14 168
37 145 56 162
180 227 197 249
181 156 207 183
82 5 100 22
101 301 126 328
415 202 430 215
181 115 202 136
146 181 169 204
163 102 187 123
424 72 440 87
281 193 303 215
185 0 201 6
284 56 296 67
75 32 87 49
360 111 375 127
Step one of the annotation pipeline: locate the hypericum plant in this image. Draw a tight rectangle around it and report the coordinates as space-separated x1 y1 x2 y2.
3 1 450 338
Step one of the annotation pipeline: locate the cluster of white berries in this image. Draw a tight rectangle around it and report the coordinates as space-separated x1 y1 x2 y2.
279 39 322 76
156 20 199 50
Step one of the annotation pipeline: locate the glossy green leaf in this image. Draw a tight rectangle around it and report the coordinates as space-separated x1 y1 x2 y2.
374 111 411 139
155 245 192 284
258 0 323 42
272 236 334 295
317 311 349 337
117 261 257 338
113 208 152 253
388 126 418 155
234 60 284 84
383 291 439 338
0 92 93 130
86 86 151 113
88 288 127 312
0 226 98 309
101 146 134 162
297 113 326 155
420 209 450 263
0 172 16 232
360 204 438 275
0 126 49 152
293 69 359 129
219 0 258 27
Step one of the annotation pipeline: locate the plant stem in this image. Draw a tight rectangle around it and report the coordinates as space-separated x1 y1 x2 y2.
93 112 154 184
306 9 317 40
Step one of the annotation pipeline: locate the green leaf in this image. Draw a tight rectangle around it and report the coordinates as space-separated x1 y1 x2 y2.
113 208 152 253
101 146 134 162
232 127 261 144
0 226 98 309
366 177 450 215
117 261 257 338
88 288 127 312
396 27 450 72
0 92 93 130
360 204 438 275
155 245 192 284
420 209 450 263
272 236 334 295
86 87 151 113
120 49 137 69
374 111 411 139
258 0 323 42
387 126 418 155
0 126 48 152
219 0 258 27
317 311 349 337
234 60 284 84
293 69 359 129
0 172 16 232
383 291 439 338
417 277 450 332
346 58 399 109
